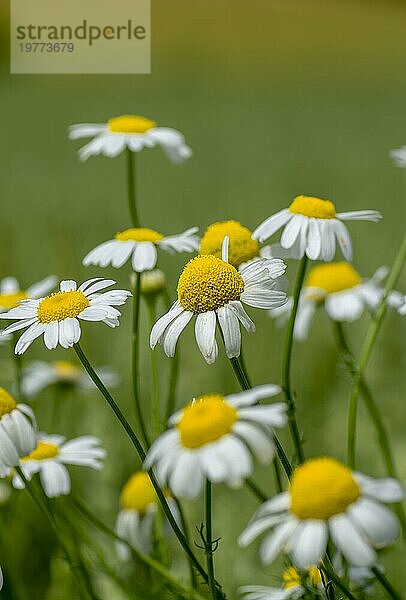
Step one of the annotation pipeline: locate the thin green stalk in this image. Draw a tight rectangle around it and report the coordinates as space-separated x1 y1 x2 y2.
282 255 306 464
205 481 218 600
163 287 180 421
132 272 149 446
245 478 268 502
347 233 406 468
147 299 160 439
372 566 402 600
11 334 24 401
126 149 139 227
229 355 292 479
73 342 210 586
173 497 198 589
321 560 356 600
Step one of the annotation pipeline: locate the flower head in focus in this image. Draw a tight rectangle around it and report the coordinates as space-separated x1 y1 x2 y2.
253 195 382 262
83 227 199 273
239 457 403 569
150 237 287 363
144 385 286 499
69 114 192 163
0 387 36 474
0 278 131 354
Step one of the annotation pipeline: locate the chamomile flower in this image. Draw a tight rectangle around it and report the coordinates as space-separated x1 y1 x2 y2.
240 565 323 600
239 457 403 569
150 238 287 363
253 195 382 262
83 227 199 273
0 276 56 312
69 114 192 164
144 385 286 499
0 387 36 474
199 220 262 268
390 146 406 168
269 263 402 340
0 278 131 354
116 471 176 557
13 433 106 498
21 360 118 399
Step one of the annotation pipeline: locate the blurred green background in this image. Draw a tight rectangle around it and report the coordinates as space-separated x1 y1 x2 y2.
0 0 405 598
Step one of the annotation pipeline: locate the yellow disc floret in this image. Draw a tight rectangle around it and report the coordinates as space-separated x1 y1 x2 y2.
22 441 59 461
306 262 361 297
0 388 17 418
0 291 27 310
37 291 89 323
290 457 360 520
53 361 82 380
177 255 244 313
121 472 157 514
108 115 156 134
115 227 164 243
199 220 260 267
289 195 336 219
283 566 321 589
178 394 237 449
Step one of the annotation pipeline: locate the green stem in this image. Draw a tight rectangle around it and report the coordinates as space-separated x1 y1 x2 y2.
229 356 292 479
282 255 306 464
321 561 356 600
347 233 406 468
173 498 198 589
11 334 24 401
163 288 180 421
245 478 268 502
126 149 139 227
372 566 402 600
73 342 210 586
132 272 150 446
147 299 160 439
205 481 218 600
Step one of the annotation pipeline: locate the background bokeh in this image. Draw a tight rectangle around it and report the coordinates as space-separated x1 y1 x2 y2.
0 1 405 598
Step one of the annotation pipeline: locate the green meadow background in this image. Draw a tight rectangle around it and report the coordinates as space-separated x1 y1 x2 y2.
0 1 405 598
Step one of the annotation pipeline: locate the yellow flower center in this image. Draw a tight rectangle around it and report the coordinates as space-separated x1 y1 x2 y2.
289 195 336 219
178 395 238 449
22 441 59 461
53 360 82 380
177 255 244 313
0 291 27 310
115 227 164 243
283 566 321 589
199 220 260 268
108 115 156 134
306 262 361 297
120 472 157 514
290 457 360 520
0 388 17 417
37 290 89 323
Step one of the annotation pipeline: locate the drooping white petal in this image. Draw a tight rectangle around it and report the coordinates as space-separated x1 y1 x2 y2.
44 322 59 350
348 497 400 547
162 311 193 357
150 303 184 348
354 473 404 503
132 242 158 272
238 403 287 428
259 518 298 564
333 220 353 261
226 384 281 408
325 290 364 322
232 421 274 464
289 520 328 568
40 462 71 497
194 311 218 363
158 227 199 253
306 219 322 260
281 215 305 249
252 210 292 243
320 220 336 262
228 301 255 333
218 304 241 359
329 513 376 567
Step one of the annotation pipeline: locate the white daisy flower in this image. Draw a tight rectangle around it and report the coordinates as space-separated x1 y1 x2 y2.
21 360 118 399
83 226 199 273
390 146 406 168
69 114 192 164
0 278 131 354
0 276 56 313
13 433 106 498
116 471 176 558
150 238 287 364
144 385 287 499
240 566 323 600
239 457 404 569
269 263 403 341
252 195 382 262
0 387 36 475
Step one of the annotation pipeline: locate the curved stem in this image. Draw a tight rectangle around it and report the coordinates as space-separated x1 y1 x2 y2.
245 478 268 502
132 272 150 446
126 149 139 227
73 342 210 586
205 481 218 600
372 566 402 600
282 256 307 464
347 233 406 468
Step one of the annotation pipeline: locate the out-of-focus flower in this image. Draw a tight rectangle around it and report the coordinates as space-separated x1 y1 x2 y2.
390 146 406 167
83 227 199 273
0 276 56 313
269 263 404 340
199 220 262 268
21 360 118 399
136 269 166 298
0 278 131 354
69 114 192 163
116 471 176 557
151 237 287 363
144 385 286 499
0 387 36 474
239 457 403 569
253 195 382 262
240 565 322 600
13 433 106 497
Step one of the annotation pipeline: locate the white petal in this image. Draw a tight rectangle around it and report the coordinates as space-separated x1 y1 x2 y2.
260 518 298 564
281 215 305 249
132 242 157 272
228 301 255 333
44 322 59 350
252 210 292 243
348 497 400 547
333 220 353 261
232 421 274 464
329 513 377 567
226 384 281 408
325 290 364 322
238 403 287 428
289 520 328 568
26 276 57 298
169 452 204 499
40 462 71 497
218 305 241 359
162 311 193 357
355 473 404 503
150 303 184 348
158 227 199 253
320 220 336 262
60 280 77 292
194 312 218 363
337 210 382 222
